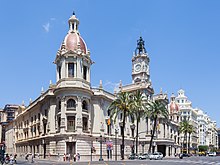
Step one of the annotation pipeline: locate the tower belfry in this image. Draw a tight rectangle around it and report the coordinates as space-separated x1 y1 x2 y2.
135 36 146 55
54 13 92 90
132 36 150 84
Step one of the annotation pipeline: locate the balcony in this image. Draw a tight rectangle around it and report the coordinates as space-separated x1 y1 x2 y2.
82 108 88 113
66 108 76 111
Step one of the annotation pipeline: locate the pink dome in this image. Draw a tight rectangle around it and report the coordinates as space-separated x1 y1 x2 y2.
64 33 87 54
170 102 179 113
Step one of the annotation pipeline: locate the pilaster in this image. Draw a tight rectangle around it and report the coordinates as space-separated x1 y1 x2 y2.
60 96 66 133
76 96 83 133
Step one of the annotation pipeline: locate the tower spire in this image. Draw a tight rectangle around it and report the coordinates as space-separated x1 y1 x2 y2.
135 36 146 55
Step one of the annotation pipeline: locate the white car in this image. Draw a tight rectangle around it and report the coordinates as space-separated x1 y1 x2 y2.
149 152 163 160
139 153 150 159
208 152 216 156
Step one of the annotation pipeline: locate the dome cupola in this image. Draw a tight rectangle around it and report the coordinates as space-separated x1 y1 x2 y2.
57 12 88 56
170 93 179 113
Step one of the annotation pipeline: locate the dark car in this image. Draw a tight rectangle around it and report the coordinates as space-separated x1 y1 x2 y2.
182 153 190 157
128 153 138 160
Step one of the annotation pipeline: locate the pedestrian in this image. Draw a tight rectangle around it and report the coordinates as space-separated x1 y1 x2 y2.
31 153 34 163
73 153 77 162
14 153 17 164
25 153 29 161
9 154 14 164
63 153 66 161
77 153 80 161
68 153 70 161
58 153 60 161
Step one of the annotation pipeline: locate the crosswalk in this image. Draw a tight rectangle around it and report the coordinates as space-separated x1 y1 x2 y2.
157 159 220 164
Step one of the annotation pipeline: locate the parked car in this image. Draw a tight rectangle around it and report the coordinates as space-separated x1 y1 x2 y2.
128 153 138 160
149 152 163 160
182 153 190 157
208 152 216 157
139 153 150 160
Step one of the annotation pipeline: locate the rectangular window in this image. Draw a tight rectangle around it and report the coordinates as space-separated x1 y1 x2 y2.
58 66 61 79
58 117 61 131
67 116 75 131
68 63 74 77
82 117 88 131
83 66 87 80
131 128 134 137
45 109 48 117
120 126 123 136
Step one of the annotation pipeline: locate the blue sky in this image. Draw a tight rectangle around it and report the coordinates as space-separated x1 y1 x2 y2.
0 1 219 126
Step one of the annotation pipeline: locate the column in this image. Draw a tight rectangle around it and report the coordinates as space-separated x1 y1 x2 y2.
87 67 90 82
60 96 66 134
74 63 77 78
76 96 83 133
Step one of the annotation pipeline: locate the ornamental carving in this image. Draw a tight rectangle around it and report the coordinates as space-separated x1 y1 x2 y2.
77 117 82 126
61 118 65 126
77 96 82 102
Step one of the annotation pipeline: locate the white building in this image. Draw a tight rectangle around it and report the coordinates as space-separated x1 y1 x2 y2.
174 89 218 153
175 89 198 153
5 13 181 160
196 108 218 150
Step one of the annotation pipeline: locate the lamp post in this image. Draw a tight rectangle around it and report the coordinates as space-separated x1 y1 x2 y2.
132 137 135 154
115 127 119 161
152 141 156 153
99 135 103 161
90 135 93 162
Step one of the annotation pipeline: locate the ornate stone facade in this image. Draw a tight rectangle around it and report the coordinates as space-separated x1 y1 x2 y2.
5 13 181 160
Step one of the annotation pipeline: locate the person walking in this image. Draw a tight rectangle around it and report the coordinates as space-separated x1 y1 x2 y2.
77 153 80 161
31 153 34 163
63 153 66 161
73 153 77 162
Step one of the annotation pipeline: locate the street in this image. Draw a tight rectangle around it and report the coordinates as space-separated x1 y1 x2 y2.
14 156 220 165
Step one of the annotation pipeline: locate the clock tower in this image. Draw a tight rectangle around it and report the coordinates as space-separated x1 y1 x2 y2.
132 37 150 84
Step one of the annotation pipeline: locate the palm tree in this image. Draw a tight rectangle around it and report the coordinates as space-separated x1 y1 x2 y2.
187 124 193 154
179 120 193 154
131 90 147 154
108 91 133 160
147 100 168 153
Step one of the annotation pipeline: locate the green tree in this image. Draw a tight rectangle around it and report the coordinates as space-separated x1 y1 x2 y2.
179 120 193 153
198 145 208 152
108 91 133 160
147 100 168 153
131 90 147 154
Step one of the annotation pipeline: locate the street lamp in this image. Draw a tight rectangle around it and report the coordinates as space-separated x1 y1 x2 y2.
152 141 156 153
96 135 106 161
99 135 104 161
115 126 119 161
89 135 93 162
132 137 135 154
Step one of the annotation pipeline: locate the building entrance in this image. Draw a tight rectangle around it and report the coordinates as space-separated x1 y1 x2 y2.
66 142 76 159
157 145 166 157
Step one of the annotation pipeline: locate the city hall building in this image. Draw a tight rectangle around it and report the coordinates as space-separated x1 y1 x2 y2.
5 13 181 160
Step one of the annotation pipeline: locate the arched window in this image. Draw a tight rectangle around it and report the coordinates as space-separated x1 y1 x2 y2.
82 100 88 110
107 109 111 116
58 100 61 110
67 99 76 108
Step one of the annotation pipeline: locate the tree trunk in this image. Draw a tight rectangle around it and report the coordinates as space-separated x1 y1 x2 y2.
148 117 157 153
183 132 187 153
121 111 126 160
136 119 139 154
188 133 191 154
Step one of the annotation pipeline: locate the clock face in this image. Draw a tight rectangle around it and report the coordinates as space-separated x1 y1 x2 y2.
135 64 141 72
